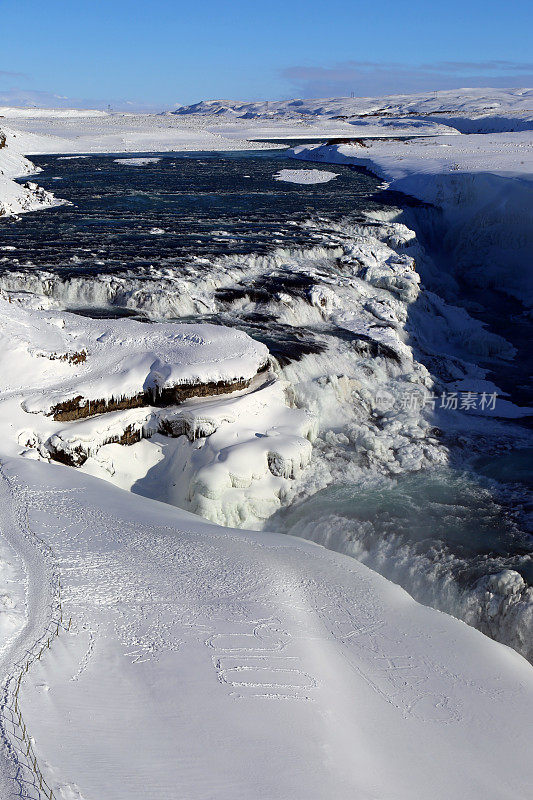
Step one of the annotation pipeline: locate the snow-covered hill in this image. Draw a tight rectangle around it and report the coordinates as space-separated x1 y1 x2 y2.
173 87 533 132
174 87 533 117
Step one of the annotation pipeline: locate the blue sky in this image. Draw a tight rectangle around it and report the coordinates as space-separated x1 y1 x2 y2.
1 0 532 108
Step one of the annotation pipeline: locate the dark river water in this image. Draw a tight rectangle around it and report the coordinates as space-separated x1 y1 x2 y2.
2 151 385 276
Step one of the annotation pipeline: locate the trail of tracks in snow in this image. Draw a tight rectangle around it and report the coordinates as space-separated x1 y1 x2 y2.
0 460 64 799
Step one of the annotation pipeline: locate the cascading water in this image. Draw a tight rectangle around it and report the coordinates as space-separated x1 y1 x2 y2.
2 150 531 660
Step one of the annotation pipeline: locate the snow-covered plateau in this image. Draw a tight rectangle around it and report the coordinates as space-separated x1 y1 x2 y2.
0 88 532 799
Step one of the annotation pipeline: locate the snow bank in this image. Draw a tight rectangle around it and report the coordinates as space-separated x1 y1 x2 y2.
0 295 317 529
0 127 64 217
80 378 317 528
0 115 285 155
0 297 268 419
0 538 25 655
291 133 533 307
207 118 459 142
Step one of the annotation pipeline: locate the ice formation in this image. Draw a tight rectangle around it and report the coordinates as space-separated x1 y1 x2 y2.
273 168 338 184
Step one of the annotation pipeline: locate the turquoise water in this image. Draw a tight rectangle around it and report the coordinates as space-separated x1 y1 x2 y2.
275 463 531 575
272 457 532 658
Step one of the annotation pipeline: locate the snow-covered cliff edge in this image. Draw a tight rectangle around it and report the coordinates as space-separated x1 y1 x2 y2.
0 127 63 217
291 132 533 307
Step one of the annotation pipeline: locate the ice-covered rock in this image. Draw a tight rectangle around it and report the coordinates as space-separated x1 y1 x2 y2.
0 301 269 419
77 379 317 529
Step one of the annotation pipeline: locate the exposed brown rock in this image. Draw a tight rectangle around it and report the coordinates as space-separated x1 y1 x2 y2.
158 415 217 441
48 350 88 364
155 377 250 406
51 376 252 422
52 394 146 421
48 444 86 467
325 137 369 147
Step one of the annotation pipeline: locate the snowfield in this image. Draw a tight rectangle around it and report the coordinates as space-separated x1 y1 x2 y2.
0 87 532 799
0 116 283 158
0 107 107 118
1 455 532 800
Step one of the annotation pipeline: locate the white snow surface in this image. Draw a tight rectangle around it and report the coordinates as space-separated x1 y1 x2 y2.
0 129 64 217
0 107 108 118
0 296 268 416
273 168 338 184
0 115 284 156
0 455 532 800
175 87 533 117
0 290 313 530
292 133 533 306
292 132 533 190
79 377 316 529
